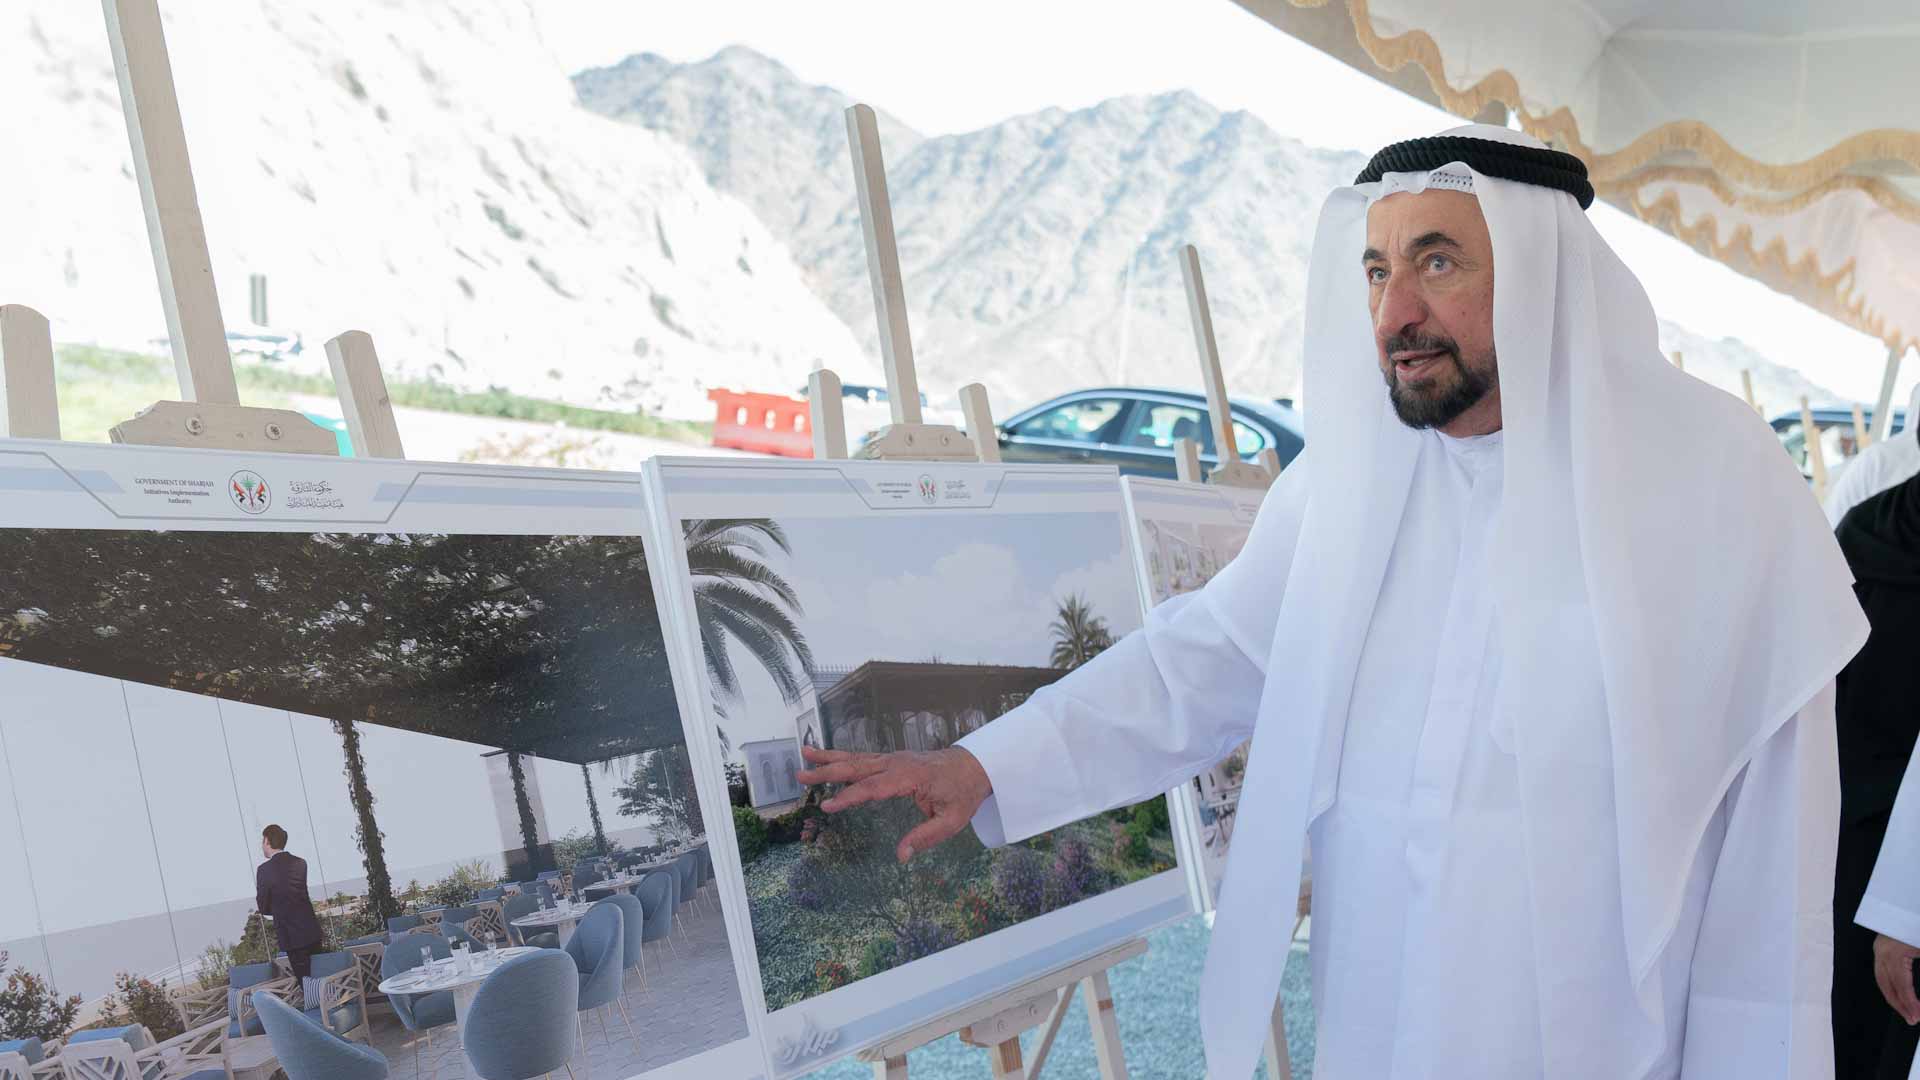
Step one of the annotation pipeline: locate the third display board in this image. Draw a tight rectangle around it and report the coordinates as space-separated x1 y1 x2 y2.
648 458 1195 1078
1119 475 1263 912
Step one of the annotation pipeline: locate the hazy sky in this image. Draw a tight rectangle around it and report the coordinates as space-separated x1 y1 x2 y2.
536 0 1909 403
715 511 1144 753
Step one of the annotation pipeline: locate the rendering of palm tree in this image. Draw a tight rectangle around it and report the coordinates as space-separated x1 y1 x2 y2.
683 519 815 703
1049 593 1114 670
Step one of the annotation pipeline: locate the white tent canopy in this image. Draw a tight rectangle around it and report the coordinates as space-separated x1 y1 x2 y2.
1234 0 1920 423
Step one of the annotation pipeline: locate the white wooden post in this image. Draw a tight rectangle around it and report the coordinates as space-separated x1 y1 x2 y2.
1080 970 1128 1080
843 104 973 461
808 369 850 461
847 103 921 427
1852 402 1872 450
0 305 60 439
959 383 1001 463
1256 447 1282 479
1800 396 1829 502
100 0 239 405
1872 345 1905 442
1670 350 1684 373
1740 369 1758 411
325 331 406 459
1177 246 1269 488
1173 437 1203 485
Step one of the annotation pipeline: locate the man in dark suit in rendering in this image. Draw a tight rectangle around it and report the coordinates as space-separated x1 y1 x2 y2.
255 824 324 977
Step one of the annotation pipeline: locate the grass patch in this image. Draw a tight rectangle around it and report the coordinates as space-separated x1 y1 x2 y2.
47 345 709 445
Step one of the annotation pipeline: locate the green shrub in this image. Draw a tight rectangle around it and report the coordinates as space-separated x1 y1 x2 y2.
856 937 897 980
1131 797 1170 834
733 805 770 862
90 973 182 1042
1112 821 1153 867
764 801 823 845
0 951 81 1043
422 859 496 908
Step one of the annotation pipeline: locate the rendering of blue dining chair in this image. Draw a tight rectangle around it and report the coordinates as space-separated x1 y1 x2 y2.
561 902 630 1053
462 951 580 1080
597 894 646 1014
501 892 559 949
254 991 389 1080
380 932 456 1077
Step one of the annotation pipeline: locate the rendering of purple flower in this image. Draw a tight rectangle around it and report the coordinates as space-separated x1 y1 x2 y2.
894 919 959 963
993 847 1047 921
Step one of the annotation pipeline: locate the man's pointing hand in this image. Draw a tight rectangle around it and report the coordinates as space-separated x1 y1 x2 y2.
796 746 993 863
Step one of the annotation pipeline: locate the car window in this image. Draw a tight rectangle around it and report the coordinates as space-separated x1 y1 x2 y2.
1124 403 1214 454
1010 399 1128 444
1230 419 1267 454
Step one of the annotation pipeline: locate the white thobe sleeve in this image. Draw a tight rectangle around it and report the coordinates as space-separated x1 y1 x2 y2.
1856 727 1920 949
955 458 1310 847
1681 682 1841 1079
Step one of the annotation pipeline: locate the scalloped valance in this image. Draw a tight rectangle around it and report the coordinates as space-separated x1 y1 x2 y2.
1233 0 1920 358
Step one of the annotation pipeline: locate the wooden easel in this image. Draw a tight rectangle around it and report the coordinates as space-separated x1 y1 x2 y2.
1 0 404 456
802 104 1142 1080
1169 245 1293 1080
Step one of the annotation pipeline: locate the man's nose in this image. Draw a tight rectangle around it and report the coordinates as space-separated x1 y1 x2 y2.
1375 275 1427 343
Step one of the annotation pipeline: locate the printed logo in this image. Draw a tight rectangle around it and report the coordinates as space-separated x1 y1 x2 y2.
775 1016 841 1065
917 474 938 504
229 470 271 514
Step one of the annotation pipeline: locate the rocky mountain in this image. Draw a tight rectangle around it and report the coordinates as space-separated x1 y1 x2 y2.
3 8 1836 429
576 46 1841 414
1 3 872 420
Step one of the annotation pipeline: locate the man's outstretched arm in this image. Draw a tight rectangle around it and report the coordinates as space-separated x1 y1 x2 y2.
797 456 1312 860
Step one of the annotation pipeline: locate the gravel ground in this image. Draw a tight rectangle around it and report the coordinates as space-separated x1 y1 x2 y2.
803 913 1316 1079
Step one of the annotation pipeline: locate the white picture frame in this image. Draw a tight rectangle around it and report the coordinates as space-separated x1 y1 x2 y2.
644 456 1195 1079
1119 476 1263 912
0 437 771 1080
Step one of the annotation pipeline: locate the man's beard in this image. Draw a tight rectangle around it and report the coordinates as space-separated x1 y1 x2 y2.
1382 332 1497 430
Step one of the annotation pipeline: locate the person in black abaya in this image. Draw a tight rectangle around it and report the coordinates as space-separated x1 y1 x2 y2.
1834 464 1920 1079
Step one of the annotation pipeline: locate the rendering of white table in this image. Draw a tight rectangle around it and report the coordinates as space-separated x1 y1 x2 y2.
510 902 592 946
377 946 541 1073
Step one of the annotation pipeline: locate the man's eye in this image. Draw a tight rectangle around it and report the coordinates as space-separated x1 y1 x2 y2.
1366 266 1387 284
1426 254 1452 272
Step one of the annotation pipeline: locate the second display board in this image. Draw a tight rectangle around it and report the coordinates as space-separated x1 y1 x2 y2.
646 457 1195 1078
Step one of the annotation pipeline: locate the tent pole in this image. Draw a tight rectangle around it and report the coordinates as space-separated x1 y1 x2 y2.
1871 344 1905 442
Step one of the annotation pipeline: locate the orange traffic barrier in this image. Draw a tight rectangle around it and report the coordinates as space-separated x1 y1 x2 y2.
708 388 813 457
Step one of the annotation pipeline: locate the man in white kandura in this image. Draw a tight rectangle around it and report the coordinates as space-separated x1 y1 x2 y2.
798 125 1868 1079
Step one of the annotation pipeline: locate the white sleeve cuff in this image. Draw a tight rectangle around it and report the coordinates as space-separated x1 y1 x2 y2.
1856 894 1920 949
968 794 1009 848
955 703 1083 846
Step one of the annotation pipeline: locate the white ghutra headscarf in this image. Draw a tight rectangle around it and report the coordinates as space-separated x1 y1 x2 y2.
1198 124 1867 1077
